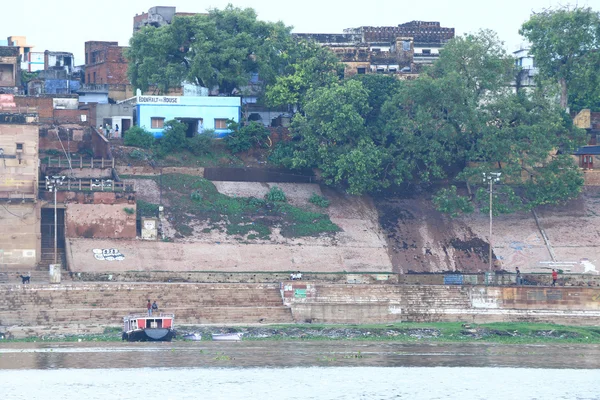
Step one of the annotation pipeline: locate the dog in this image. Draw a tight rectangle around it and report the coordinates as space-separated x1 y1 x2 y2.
19 274 30 284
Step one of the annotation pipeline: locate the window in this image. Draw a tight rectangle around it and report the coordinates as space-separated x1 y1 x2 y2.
357 67 366 75
214 119 228 129
402 41 411 51
422 49 431 55
151 117 165 129
16 143 23 152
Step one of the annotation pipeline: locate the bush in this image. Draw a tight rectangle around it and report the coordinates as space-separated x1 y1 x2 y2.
309 193 330 208
187 131 215 156
266 186 287 202
129 149 147 160
268 141 295 167
225 121 270 154
124 126 155 149
155 120 186 156
123 207 135 215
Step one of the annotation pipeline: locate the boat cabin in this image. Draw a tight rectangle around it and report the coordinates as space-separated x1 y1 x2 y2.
123 314 174 332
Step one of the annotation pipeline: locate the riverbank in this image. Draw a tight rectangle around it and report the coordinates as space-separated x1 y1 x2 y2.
3 322 600 344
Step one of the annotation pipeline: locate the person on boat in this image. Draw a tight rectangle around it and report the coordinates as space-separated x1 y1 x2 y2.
147 299 152 316
152 301 158 314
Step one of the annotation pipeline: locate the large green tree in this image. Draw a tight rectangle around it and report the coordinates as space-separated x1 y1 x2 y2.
520 6 600 111
278 30 586 213
127 5 293 95
265 40 344 111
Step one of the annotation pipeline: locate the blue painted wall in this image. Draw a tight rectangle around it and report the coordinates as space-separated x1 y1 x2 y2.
136 96 241 138
44 79 81 94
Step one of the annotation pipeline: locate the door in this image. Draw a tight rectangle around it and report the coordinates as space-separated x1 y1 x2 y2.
122 118 131 133
582 155 594 169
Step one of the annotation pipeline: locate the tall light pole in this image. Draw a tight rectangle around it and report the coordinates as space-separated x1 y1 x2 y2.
45 176 65 265
483 172 501 272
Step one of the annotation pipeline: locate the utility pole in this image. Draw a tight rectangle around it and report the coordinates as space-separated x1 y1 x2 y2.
483 172 501 272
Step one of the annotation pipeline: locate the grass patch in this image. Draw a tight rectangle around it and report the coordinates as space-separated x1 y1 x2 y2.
134 174 339 239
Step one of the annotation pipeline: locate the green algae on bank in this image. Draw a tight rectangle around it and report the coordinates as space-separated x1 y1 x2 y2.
2 323 600 344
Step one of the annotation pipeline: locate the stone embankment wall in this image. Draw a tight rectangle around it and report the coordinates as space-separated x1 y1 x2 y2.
283 283 600 326
0 283 291 338
2 283 600 338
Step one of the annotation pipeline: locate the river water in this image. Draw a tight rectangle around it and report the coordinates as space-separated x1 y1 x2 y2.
0 341 599 399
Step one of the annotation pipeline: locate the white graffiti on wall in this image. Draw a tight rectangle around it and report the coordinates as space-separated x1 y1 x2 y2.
471 288 500 309
93 248 125 261
581 260 599 274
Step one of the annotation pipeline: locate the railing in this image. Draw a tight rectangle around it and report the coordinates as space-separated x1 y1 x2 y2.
39 178 134 192
44 156 115 169
124 313 175 319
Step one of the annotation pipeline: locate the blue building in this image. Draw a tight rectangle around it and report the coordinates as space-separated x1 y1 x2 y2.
134 95 241 138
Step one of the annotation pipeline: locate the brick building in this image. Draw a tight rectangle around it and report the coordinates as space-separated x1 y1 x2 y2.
84 41 132 101
295 21 455 77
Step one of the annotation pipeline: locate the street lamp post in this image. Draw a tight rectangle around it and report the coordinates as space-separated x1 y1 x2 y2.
483 172 501 272
45 176 65 266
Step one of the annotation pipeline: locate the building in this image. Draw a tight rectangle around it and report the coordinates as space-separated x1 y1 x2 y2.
295 21 455 77
513 47 538 93
0 46 21 94
133 6 202 32
122 94 241 138
84 41 132 102
0 94 41 268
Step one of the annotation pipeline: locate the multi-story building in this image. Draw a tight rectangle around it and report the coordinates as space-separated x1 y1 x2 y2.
0 46 21 94
513 47 538 93
295 21 455 77
133 6 202 33
0 94 40 268
83 41 132 102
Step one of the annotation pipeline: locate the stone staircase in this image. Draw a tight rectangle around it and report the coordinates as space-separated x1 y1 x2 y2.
0 283 293 330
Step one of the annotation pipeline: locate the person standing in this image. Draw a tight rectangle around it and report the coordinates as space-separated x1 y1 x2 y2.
515 267 522 285
152 300 158 314
552 269 558 287
147 299 152 316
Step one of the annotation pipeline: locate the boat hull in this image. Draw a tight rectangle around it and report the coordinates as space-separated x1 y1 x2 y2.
123 328 176 342
212 333 243 342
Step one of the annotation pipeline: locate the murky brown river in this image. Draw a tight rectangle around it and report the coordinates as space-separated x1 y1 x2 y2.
0 341 599 399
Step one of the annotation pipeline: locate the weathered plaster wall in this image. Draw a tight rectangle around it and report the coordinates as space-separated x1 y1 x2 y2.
0 203 41 267
65 203 136 239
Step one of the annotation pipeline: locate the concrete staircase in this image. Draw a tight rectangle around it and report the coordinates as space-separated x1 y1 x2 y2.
0 283 293 332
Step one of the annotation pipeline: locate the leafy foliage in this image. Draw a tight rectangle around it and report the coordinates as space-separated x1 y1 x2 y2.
187 130 216 156
224 121 270 153
127 5 293 95
266 186 287 202
432 186 474 218
309 193 330 208
124 126 155 149
520 6 600 110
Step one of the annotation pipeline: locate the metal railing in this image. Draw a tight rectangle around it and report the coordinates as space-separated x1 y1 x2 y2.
39 178 133 192
44 156 115 169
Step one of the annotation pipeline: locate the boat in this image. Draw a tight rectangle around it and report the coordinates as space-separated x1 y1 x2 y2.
211 332 243 342
182 333 202 341
122 313 176 342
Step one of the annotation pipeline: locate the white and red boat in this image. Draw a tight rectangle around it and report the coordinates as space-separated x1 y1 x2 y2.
122 313 176 342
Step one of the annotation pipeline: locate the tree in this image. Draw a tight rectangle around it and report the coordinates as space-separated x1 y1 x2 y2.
520 6 600 111
265 40 344 110
279 30 586 212
382 31 586 213
127 5 293 95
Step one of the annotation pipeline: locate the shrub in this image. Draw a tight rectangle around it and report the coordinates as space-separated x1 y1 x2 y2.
124 126 155 149
123 207 135 215
266 186 287 202
155 120 186 156
309 193 330 208
225 121 270 154
268 141 295 167
187 131 215 155
129 149 147 160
